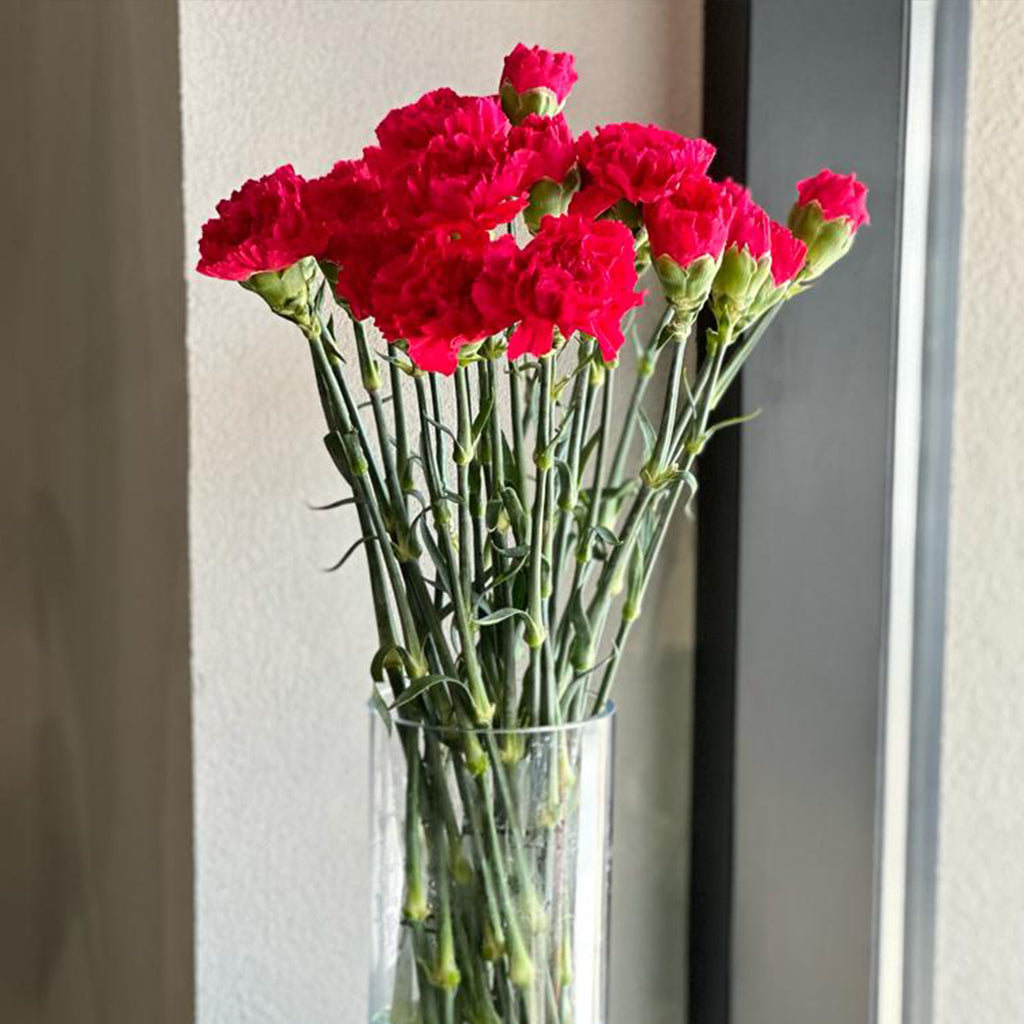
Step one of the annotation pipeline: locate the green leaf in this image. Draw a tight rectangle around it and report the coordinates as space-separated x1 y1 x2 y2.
390 674 465 710
474 607 534 628
324 535 372 573
704 407 763 438
424 416 462 456
637 408 658 460
470 391 494 445
579 429 601 476
307 496 360 511
592 525 621 548
370 644 406 683
369 687 392 733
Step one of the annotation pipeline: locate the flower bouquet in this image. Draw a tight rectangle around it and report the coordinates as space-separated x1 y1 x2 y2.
197 42 868 1024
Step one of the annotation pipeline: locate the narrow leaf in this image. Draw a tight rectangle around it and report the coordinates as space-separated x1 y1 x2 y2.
324 535 371 573
391 674 467 710
369 687 392 734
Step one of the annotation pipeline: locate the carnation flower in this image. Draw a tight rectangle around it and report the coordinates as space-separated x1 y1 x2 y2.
502 43 578 102
384 96 530 230
794 168 870 230
645 176 733 268
571 123 716 219
197 164 325 281
305 158 385 265
474 214 643 362
711 182 775 323
372 227 513 374
372 88 478 166
645 176 733 312
721 179 771 259
304 158 413 319
500 44 578 122
788 168 869 280
509 114 576 188
766 220 807 287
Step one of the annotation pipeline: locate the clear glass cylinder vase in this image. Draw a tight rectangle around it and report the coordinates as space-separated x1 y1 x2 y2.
369 705 615 1024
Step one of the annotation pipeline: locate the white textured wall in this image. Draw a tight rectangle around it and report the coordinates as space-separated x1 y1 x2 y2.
179 3 701 1021
936 3 1024 1021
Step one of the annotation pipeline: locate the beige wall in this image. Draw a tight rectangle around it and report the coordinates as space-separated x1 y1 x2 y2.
179 2 701 1021
936 3 1024 1022
0 2 191 1023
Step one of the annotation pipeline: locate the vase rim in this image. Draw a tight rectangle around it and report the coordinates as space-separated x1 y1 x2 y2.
378 700 616 737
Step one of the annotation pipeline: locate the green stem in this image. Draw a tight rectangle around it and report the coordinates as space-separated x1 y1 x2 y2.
414 376 494 725
606 305 673 492
592 327 732 712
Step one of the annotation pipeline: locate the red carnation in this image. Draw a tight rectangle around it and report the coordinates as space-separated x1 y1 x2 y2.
644 176 733 268
795 168 870 230
384 97 529 231
509 113 576 188
305 158 384 265
372 227 512 375
373 88 478 166
196 164 325 281
788 168 868 279
571 123 716 219
501 43 578 103
475 214 643 362
501 43 581 101
720 179 771 259
767 220 807 287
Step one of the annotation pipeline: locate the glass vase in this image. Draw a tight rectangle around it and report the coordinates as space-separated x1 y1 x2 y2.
369 705 616 1024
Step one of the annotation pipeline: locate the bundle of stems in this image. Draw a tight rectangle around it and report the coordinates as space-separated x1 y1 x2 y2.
294 263 786 1024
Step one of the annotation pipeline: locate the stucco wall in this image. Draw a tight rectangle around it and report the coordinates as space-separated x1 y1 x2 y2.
935 3 1024 1022
179 2 701 1021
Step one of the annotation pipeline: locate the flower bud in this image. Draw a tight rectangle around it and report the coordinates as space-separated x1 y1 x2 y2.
711 245 772 324
500 44 578 124
788 168 869 279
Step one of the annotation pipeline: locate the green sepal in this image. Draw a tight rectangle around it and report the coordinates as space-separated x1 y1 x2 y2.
239 256 319 332
499 80 562 123
787 199 855 280
653 251 720 313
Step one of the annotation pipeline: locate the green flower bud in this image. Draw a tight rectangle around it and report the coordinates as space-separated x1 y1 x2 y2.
711 246 772 326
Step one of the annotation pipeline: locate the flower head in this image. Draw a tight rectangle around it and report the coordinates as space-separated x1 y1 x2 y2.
500 44 578 122
372 227 512 374
509 113 576 188
196 164 325 281
788 168 869 279
795 168 870 230
384 96 529 230
305 158 385 265
645 176 733 268
645 176 733 311
571 123 716 219
372 88 477 167
475 213 643 362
